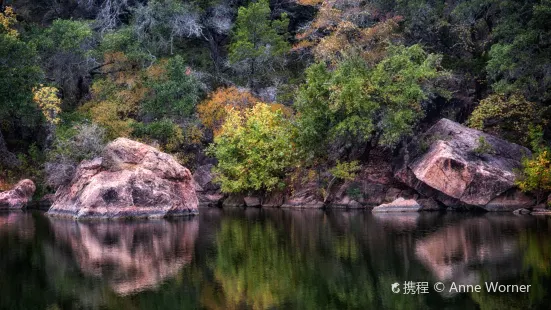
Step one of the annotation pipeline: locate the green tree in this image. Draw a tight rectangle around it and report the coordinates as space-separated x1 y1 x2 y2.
32 19 94 106
208 103 298 194
0 7 43 153
142 55 201 120
295 44 449 160
229 0 290 88
486 0 551 102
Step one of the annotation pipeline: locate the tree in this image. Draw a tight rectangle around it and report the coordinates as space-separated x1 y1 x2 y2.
517 149 551 205
486 0 551 102
468 93 544 146
0 6 43 149
209 103 298 194
516 126 551 205
132 0 203 55
32 86 62 126
229 0 290 88
197 87 260 136
33 19 94 107
323 160 360 202
80 51 143 139
295 44 449 160
141 55 201 120
294 0 403 64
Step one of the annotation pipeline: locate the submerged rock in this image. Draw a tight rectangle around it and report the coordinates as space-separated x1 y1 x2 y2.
395 118 533 211
0 179 35 209
48 138 198 219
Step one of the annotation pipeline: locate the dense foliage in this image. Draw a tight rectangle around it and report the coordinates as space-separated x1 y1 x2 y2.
2 0 551 199
295 44 449 160
209 103 297 193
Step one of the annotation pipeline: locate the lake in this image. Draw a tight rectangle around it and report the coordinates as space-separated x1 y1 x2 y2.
0 208 550 310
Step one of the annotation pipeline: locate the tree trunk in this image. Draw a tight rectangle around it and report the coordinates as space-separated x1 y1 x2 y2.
205 30 221 80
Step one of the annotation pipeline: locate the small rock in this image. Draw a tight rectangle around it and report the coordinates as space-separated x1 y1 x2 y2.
513 208 531 215
0 179 36 209
348 200 363 209
372 197 422 213
282 182 324 209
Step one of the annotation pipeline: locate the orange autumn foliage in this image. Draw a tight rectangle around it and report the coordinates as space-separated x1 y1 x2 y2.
294 0 323 6
81 52 149 139
197 87 260 136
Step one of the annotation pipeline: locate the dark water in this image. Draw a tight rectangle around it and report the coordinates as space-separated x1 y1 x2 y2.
1 209 551 310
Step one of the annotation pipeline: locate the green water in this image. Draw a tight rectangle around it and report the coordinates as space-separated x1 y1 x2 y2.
0 208 550 310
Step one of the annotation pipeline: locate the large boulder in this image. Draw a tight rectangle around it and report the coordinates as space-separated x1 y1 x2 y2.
395 119 533 211
0 179 36 209
48 138 198 219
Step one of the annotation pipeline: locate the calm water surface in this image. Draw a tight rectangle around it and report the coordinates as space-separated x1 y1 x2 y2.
1 208 550 310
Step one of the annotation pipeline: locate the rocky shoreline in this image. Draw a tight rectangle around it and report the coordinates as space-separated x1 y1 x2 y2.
195 119 550 214
2 118 550 218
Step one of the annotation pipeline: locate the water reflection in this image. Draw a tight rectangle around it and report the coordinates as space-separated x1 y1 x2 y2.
0 211 34 238
48 218 199 295
0 210 550 309
415 216 529 292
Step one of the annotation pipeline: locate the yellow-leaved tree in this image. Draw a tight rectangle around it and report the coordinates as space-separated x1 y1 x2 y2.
208 103 298 194
33 85 61 125
0 6 18 38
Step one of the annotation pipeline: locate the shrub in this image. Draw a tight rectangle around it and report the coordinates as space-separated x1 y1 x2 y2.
208 103 298 194
516 127 551 204
323 160 361 202
132 119 184 152
516 149 551 204
45 122 106 188
473 136 494 156
468 93 544 145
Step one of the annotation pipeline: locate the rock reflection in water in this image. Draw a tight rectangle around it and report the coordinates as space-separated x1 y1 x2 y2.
48 217 198 295
0 212 34 238
415 215 533 293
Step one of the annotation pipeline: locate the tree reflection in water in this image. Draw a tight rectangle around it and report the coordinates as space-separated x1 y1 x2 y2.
0 210 550 309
